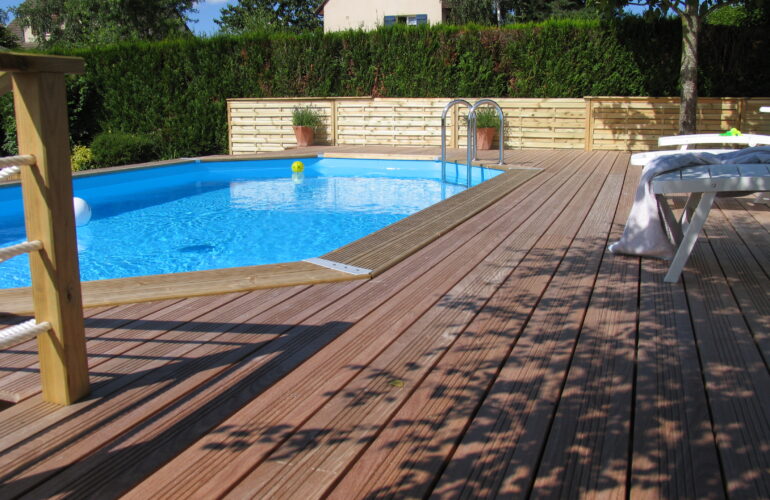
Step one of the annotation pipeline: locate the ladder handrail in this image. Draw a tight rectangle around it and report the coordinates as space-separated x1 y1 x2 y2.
441 99 472 184
469 99 505 165
441 99 505 188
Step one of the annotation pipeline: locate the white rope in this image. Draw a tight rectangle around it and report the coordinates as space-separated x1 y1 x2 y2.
0 165 20 181
0 319 51 350
0 155 36 181
0 240 42 263
0 155 35 168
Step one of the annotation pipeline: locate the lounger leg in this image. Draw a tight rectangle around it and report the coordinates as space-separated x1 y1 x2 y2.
656 194 684 245
664 191 716 283
680 192 702 229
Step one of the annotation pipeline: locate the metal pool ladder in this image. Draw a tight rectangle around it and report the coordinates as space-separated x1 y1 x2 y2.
440 99 505 187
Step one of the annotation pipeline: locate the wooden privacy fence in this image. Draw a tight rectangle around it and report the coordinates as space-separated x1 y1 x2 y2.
228 96 770 154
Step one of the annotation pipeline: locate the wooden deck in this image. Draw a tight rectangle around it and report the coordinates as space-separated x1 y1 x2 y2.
0 149 768 498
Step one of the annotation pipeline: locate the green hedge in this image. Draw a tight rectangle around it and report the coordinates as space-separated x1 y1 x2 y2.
1 19 767 161
90 131 159 167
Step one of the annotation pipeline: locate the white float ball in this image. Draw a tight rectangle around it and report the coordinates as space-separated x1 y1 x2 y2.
73 197 92 226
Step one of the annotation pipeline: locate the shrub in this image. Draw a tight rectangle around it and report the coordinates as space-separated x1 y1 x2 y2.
90 131 159 168
70 145 97 171
474 107 502 128
291 105 322 128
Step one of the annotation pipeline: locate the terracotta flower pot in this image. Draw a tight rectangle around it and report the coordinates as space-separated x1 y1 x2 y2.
293 126 315 147
476 127 496 150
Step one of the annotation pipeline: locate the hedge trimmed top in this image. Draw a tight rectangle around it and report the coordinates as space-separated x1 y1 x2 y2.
2 19 767 161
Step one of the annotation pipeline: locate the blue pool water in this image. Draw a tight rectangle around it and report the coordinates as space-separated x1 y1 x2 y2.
0 157 500 288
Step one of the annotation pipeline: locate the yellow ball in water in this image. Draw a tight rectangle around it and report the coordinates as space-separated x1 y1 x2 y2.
291 161 304 173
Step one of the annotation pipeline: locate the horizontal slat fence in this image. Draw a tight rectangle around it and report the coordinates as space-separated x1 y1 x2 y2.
228 97 770 154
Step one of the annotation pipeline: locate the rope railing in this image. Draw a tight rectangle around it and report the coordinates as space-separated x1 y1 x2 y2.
0 319 51 350
0 165 20 181
0 240 43 263
0 155 35 182
0 155 35 168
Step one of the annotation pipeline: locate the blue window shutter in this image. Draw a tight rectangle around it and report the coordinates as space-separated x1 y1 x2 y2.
416 14 428 24
384 16 396 26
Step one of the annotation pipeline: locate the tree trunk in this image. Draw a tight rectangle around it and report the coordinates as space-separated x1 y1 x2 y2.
679 2 700 134
495 0 502 26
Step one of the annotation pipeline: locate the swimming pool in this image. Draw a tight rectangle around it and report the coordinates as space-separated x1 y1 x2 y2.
0 157 500 289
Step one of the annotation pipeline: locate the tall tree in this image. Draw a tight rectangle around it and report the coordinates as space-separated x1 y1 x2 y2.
447 0 500 24
447 0 586 24
13 0 196 48
594 0 759 134
0 8 19 48
215 0 322 33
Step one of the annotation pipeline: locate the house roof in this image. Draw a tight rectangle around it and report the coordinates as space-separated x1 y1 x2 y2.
5 19 36 49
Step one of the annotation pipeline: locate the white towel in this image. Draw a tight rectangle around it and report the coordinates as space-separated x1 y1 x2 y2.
609 146 770 259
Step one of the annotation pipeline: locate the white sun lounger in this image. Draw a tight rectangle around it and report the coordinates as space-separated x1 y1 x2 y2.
631 133 770 166
652 163 770 282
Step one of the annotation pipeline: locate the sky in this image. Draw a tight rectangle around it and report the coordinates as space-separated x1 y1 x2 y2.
0 0 237 36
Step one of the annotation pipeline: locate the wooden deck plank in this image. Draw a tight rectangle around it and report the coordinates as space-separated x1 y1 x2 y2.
0 295 233 403
0 283 345 497
0 305 115 377
526 155 641 498
219 153 611 499
704 203 770 367
0 299 182 402
0 292 258 448
0 289 294 445
325 168 539 273
632 257 724 499
0 291 257 451
0 260 360 315
123 151 598 499
325 152 625 499
736 197 770 233
684 238 770 498
717 198 770 280
428 153 632 498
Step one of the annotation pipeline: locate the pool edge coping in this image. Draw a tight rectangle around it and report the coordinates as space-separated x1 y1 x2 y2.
0 153 539 315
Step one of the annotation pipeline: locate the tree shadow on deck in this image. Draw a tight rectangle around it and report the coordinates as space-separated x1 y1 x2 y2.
3 206 770 498
0 315 355 499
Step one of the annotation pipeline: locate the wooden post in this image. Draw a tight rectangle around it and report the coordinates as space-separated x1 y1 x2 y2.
737 98 746 132
12 70 90 405
226 100 233 155
584 97 594 151
331 99 338 146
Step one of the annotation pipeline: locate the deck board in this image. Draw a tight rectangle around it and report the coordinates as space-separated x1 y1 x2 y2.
327 151 622 499
529 159 639 498
126 151 593 499
685 234 770 498
0 148 768 499
221 153 614 499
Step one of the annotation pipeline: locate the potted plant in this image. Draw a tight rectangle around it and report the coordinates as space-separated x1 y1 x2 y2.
291 105 322 147
473 107 501 150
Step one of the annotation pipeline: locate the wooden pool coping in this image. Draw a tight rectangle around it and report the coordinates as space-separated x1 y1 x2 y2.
0 152 539 315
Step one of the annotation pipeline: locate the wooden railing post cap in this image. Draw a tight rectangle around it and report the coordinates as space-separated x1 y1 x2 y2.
0 52 85 74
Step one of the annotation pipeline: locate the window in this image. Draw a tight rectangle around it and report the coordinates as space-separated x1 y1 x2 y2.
384 14 428 26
